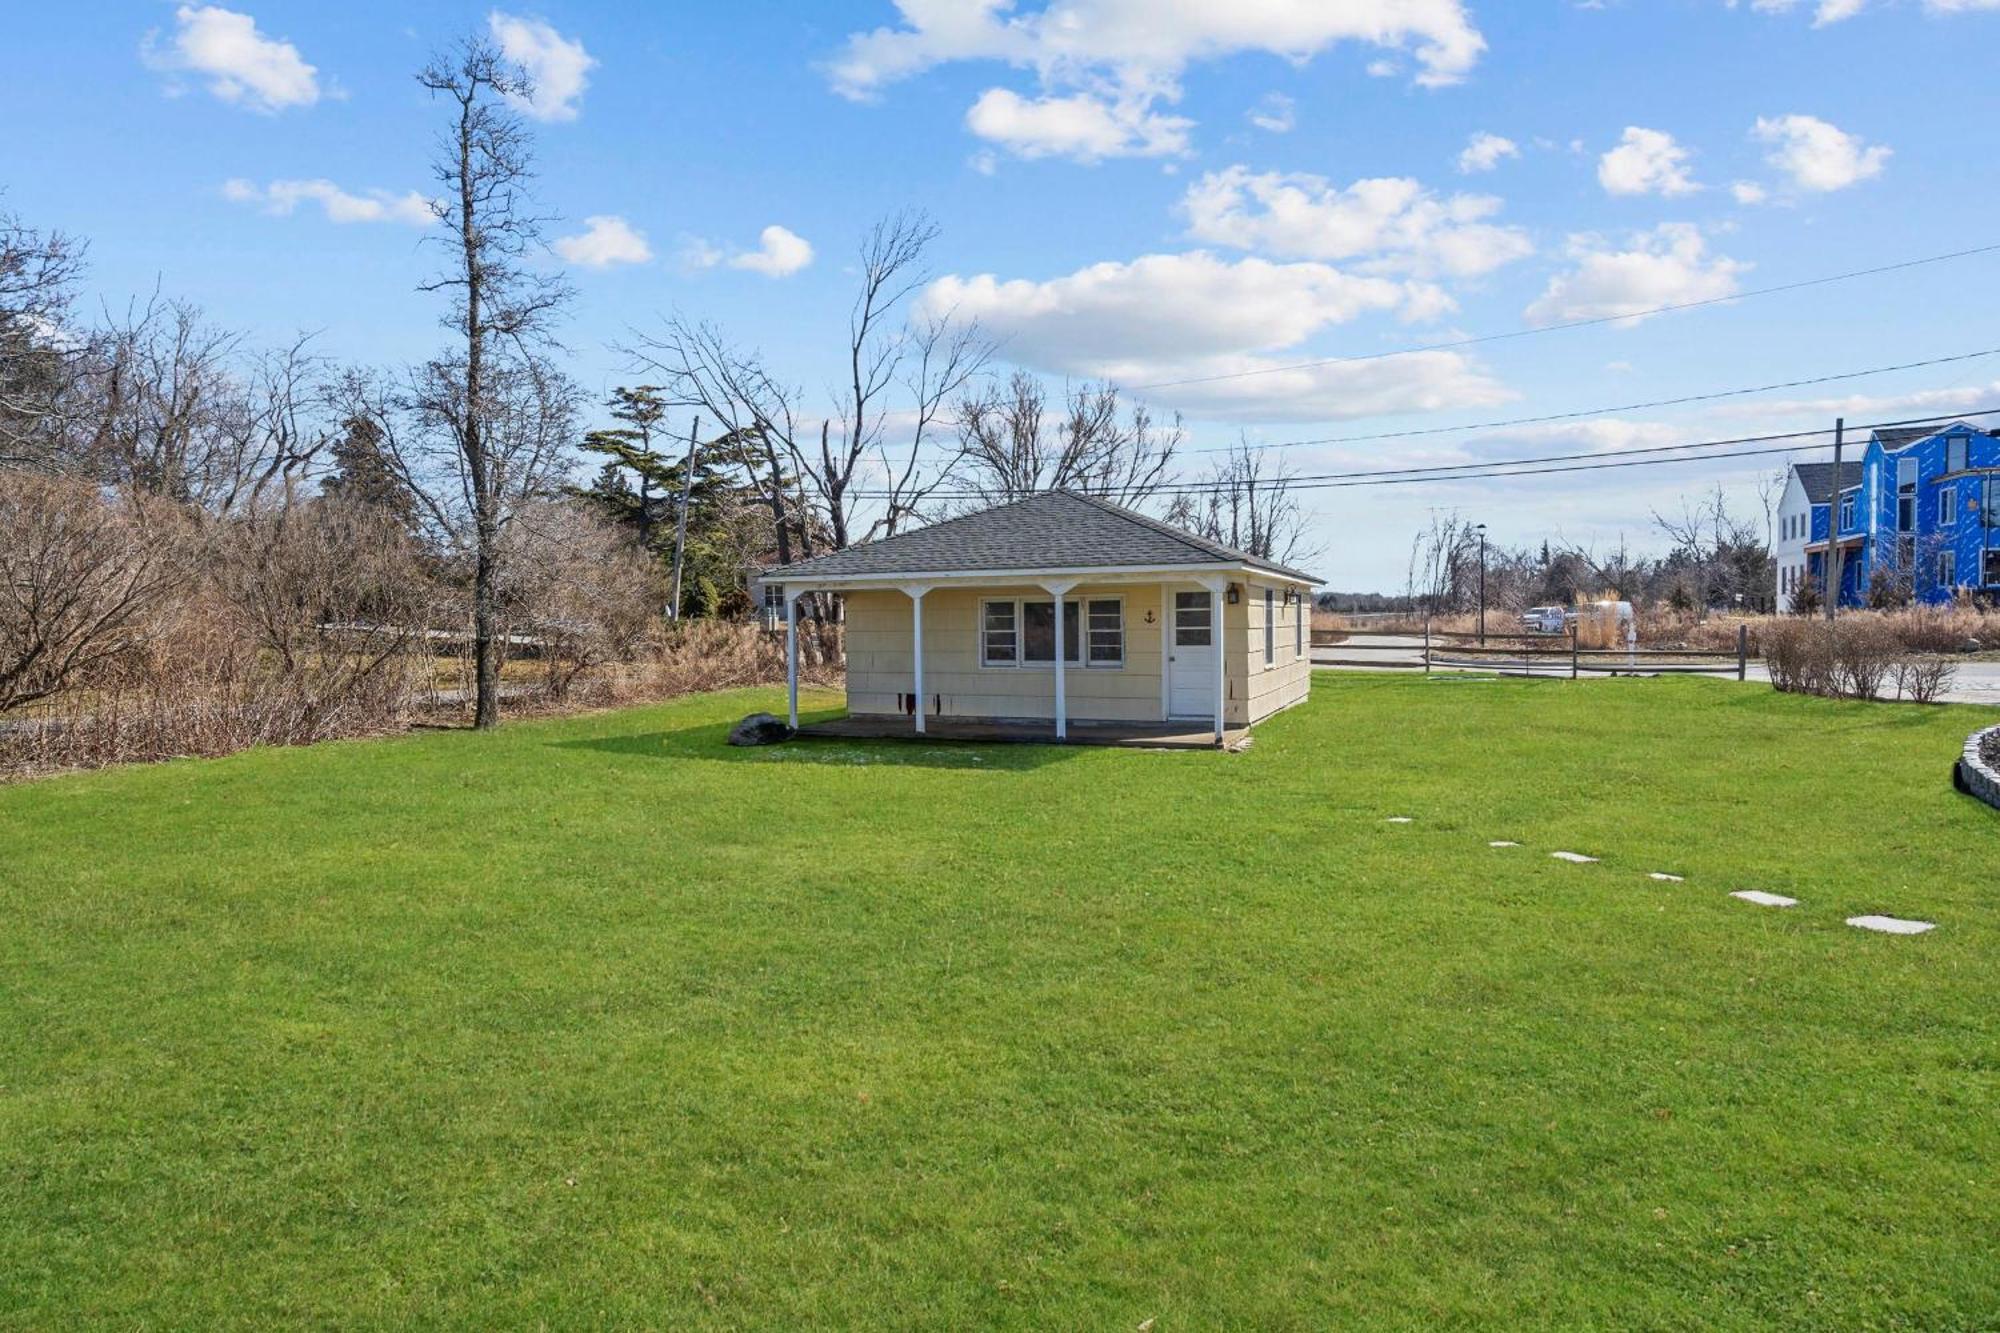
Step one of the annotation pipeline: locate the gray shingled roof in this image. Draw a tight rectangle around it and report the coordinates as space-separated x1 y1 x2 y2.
766 489 1320 584
1873 425 1936 451
1794 461 1862 504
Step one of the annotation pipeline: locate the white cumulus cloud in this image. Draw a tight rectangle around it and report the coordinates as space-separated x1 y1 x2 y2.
915 250 1511 422
1730 180 1768 205
1180 166 1533 279
1597 126 1700 197
686 225 815 278
142 5 319 112
554 215 652 268
488 11 595 121
1525 224 1749 326
1456 132 1519 174
1752 114 1889 192
222 178 434 226
825 1 1484 169
965 88 1190 161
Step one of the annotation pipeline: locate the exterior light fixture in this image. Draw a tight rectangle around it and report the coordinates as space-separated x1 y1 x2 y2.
1227 583 1241 604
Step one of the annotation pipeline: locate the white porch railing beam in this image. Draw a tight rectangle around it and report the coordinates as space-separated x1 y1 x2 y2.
1041 579 1078 740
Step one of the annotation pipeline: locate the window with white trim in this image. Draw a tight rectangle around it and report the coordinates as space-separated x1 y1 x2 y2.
1086 598 1124 665
982 597 1122 667
1940 485 1956 526
1947 435 1969 474
1939 549 1955 589
1174 591 1212 646
981 599 1017 666
1840 493 1857 531
1987 548 2000 587
1022 600 1079 664
1263 587 1275 666
1295 591 1306 660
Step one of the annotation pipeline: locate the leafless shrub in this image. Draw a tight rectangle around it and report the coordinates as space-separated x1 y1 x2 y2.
1761 618 1834 697
1832 620 1901 699
0 471 177 713
1894 655 1958 705
500 501 661 701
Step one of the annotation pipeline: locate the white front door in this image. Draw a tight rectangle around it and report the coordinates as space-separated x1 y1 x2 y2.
1167 589 1217 718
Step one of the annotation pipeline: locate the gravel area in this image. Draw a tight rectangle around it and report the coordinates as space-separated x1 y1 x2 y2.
1982 729 2000 769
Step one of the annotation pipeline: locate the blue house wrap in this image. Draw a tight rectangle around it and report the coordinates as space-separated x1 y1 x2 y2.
1796 422 2000 606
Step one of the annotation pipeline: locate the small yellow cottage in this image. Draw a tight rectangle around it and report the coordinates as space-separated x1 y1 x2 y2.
765 489 1321 746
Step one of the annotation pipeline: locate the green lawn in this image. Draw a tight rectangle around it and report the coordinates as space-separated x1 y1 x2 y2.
1 676 1995 1329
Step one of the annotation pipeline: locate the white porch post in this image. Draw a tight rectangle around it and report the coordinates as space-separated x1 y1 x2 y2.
1041 579 1078 740
785 586 802 729
1201 575 1228 743
901 584 931 734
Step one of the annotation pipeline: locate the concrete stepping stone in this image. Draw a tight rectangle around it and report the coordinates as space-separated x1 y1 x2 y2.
1846 915 1935 935
1731 890 1797 908
1550 851 1599 864
1649 872 1685 883
1488 840 1520 848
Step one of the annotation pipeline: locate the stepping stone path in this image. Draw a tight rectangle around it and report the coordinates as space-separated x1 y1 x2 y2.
1648 873 1685 883
1846 915 1936 935
1550 851 1599 864
1488 840 1520 848
1731 890 1797 908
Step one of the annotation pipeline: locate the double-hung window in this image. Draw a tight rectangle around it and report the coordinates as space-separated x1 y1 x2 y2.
982 597 1122 667
1263 588 1276 666
1948 435 1969 474
1295 592 1306 660
981 599 1018 665
1840 493 1857 532
1939 549 1956 589
1897 457 1917 533
1940 485 1957 526
1086 599 1124 665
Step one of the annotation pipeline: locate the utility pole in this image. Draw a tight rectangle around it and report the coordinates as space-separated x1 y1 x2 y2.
668 415 698 621
1476 523 1489 646
1826 417 1845 623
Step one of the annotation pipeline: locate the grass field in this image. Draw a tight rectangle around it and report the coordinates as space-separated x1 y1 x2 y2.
1 675 1995 1329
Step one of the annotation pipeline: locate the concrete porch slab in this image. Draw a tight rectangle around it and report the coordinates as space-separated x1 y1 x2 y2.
793 715 1246 751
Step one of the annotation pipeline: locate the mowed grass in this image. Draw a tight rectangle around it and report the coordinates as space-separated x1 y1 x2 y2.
1 676 1995 1330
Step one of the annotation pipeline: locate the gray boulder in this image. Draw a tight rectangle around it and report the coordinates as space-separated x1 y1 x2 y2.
1960 638 1984 654
728 712 794 746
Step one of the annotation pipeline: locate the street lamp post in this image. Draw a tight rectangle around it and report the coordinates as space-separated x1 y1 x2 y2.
1476 523 1488 646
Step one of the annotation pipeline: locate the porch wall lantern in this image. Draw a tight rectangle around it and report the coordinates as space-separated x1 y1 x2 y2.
1227 583 1241 605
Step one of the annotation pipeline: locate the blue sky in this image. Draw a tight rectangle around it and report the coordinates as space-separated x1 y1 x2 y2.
6 1 2000 589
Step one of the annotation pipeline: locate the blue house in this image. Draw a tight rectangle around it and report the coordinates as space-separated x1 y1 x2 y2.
1774 422 2000 609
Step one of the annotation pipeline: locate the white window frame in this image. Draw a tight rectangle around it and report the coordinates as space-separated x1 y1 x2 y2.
1938 549 1955 589
1840 492 1857 532
979 595 1124 670
980 598 1019 667
1085 596 1125 668
1295 590 1306 660
1263 587 1276 667
1940 485 1956 526
1948 435 1969 474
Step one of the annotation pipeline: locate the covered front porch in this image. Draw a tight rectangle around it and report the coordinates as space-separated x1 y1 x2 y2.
779 572 1233 744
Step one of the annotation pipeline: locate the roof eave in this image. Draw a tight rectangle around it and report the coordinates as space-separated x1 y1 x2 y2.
768 560 1322 589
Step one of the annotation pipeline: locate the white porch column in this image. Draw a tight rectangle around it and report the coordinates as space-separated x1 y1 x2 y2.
1200 575 1228 743
1041 579 1078 740
784 586 801 729
900 584 931 734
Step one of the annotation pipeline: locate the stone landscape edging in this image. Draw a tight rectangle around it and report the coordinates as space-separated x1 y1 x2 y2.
1955 724 2000 811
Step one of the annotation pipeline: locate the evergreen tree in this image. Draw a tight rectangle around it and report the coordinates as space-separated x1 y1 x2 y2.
321 414 421 533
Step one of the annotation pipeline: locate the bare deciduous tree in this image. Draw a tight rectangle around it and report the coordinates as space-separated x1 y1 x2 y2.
380 36 576 729
0 210 89 471
951 372 1181 508
1166 439 1315 567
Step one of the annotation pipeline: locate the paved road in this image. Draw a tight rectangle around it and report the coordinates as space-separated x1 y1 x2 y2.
1313 636 2000 707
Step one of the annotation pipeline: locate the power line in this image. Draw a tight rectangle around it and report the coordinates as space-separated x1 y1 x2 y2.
1123 240 2000 392
848 406 1999 500
1186 347 2000 455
